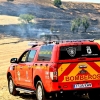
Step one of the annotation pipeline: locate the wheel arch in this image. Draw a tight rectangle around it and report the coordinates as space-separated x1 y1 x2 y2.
34 75 42 88
7 72 12 80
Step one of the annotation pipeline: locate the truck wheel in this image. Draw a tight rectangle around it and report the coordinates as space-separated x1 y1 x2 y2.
88 91 100 100
8 76 19 96
36 81 49 100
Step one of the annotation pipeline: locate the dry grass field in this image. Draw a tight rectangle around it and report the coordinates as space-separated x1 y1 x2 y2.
0 15 35 25
0 15 20 25
0 37 35 100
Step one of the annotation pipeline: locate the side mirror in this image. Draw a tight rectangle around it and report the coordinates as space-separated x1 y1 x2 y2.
10 58 18 63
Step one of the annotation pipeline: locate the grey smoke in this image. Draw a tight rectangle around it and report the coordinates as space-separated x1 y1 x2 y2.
0 2 53 39
0 2 100 40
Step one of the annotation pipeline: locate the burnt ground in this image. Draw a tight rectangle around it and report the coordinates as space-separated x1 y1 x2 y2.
0 0 100 39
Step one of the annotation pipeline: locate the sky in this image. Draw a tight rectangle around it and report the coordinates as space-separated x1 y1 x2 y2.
62 0 100 3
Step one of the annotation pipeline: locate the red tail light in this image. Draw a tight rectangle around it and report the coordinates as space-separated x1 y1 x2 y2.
49 66 58 82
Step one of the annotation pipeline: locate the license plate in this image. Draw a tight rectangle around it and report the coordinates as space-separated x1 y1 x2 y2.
74 83 92 89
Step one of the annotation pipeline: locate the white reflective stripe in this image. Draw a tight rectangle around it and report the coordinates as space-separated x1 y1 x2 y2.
50 72 53 80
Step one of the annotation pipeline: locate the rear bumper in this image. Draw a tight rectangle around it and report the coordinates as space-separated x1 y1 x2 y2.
45 80 100 93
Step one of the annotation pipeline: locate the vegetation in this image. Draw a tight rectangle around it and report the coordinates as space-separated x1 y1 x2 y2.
71 16 90 33
50 27 55 32
53 0 62 7
18 14 35 38
71 18 81 33
18 14 35 24
71 20 76 33
82 16 90 32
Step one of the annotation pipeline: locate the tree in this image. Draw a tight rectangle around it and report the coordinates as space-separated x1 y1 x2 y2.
53 0 62 7
71 16 90 33
19 14 34 24
75 18 81 32
18 14 35 38
82 16 90 32
71 20 76 33
71 18 81 33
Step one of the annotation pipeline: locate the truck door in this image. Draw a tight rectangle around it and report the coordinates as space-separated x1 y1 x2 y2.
15 50 30 86
23 50 37 87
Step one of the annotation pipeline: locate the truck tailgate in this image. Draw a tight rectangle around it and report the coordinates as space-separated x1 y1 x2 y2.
58 61 100 89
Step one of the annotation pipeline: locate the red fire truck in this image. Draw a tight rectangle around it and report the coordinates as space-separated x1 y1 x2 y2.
7 39 100 100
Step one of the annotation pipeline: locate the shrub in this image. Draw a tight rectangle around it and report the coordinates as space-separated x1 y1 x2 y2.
53 0 62 7
18 14 35 38
71 18 81 33
82 16 90 32
71 16 90 33
18 14 35 24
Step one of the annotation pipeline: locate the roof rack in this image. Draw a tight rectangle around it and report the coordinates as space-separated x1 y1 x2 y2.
58 39 94 42
44 39 94 44
28 39 94 47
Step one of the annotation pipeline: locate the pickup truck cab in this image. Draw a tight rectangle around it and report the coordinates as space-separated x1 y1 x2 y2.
7 39 100 100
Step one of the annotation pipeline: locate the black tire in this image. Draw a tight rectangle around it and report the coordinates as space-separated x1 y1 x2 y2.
36 81 49 100
8 76 19 96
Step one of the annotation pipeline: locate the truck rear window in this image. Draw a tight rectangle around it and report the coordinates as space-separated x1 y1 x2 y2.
59 45 100 60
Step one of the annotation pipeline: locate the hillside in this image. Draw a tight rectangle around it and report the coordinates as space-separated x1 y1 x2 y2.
0 0 100 39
